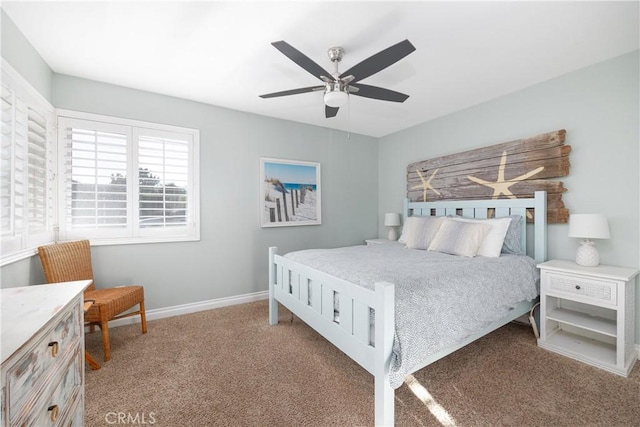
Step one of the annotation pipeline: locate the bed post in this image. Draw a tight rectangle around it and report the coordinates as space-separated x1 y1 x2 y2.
268 246 279 326
403 198 410 220
374 282 395 427
533 191 547 263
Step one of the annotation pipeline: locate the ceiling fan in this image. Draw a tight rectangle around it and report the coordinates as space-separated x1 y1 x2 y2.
259 39 416 118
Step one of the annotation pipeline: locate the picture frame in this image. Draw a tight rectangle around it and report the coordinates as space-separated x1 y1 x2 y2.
260 157 321 227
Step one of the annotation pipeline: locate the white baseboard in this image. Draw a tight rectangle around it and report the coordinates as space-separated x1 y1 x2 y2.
104 290 269 328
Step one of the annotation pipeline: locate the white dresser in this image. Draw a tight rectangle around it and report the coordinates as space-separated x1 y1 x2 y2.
1 280 91 426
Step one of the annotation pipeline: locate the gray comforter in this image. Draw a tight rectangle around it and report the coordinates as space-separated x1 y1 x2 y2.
284 243 539 388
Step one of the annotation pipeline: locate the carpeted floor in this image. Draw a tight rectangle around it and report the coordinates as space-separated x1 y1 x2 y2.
85 300 640 426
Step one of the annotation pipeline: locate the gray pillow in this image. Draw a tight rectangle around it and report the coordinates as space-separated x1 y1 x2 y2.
501 215 524 254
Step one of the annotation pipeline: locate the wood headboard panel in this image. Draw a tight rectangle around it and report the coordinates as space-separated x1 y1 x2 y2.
406 129 570 223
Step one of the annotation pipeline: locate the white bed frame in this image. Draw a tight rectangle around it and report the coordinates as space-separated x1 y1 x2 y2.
268 191 547 426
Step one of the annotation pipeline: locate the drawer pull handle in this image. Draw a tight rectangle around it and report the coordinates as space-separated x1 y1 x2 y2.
48 405 59 422
575 285 581 290
48 341 59 357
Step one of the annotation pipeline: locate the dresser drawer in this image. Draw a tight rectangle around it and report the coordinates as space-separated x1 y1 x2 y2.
64 392 85 427
6 302 81 413
22 349 83 427
544 271 617 306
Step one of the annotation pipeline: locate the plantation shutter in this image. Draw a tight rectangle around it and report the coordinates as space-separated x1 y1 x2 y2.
58 117 131 239
11 95 28 237
57 110 199 244
0 83 26 256
26 103 55 249
1 60 55 263
137 129 191 231
27 107 49 232
1 83 16 238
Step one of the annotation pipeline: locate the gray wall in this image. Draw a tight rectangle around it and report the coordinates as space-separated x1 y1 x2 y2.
0 11 380 307
55 76 379 310
1 73 379 308
0 9 52 102
57 77 378 310
378 50 640 341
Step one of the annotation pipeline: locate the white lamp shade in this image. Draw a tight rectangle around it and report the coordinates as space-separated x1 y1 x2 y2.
568 214 610 239
384 213 401 227
324 90 348 108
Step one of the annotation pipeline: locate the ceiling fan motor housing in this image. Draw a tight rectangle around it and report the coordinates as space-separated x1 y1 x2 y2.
326 46 352 95
324 47 348 107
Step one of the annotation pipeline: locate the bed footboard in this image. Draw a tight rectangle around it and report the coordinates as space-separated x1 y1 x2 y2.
269 246 395 426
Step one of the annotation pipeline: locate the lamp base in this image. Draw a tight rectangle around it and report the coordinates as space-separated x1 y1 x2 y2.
387 227 398 241
575 240 600 267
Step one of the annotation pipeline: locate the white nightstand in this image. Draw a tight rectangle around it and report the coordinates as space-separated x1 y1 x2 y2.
537 259 639 377
365 238 393 245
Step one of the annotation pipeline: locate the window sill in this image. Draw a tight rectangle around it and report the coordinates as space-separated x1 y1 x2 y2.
0 235 200 267
1 248 39 267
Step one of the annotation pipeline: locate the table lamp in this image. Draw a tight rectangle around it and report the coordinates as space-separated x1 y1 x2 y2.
384 213 401 241
568 214 610 266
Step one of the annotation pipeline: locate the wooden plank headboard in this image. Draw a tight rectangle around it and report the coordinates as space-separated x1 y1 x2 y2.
407 129 569 223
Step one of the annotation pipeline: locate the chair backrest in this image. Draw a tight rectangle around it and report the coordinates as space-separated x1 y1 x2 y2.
38 240 96 292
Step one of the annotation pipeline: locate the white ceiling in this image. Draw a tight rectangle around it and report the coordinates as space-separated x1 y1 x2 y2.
3 1 639 138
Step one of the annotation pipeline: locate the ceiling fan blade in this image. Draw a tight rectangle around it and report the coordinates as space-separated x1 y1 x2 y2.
339 39 415 83
272 41 335 82
325 105 339 118
260 85 325 99
349 83 409 102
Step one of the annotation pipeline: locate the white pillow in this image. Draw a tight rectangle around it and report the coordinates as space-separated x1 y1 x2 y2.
398 218 411 244
428 218 491 257
451 216 513 258
404 216 445 250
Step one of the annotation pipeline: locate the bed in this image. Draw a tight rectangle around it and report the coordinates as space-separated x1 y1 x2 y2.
268 191 547 426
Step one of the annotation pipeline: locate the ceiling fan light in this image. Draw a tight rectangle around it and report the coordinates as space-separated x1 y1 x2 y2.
324 90 348 108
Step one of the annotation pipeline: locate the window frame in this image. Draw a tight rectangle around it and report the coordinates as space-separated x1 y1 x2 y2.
56 109 200 246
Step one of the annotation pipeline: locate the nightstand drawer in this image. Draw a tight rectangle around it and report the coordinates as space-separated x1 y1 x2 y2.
545 272 617 306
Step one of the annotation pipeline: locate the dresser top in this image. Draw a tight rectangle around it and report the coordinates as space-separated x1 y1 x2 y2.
1 280 91 364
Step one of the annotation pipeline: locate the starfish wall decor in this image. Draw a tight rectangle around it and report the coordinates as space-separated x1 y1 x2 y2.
411 169 440 202
467 151 544 199
405 129 570 223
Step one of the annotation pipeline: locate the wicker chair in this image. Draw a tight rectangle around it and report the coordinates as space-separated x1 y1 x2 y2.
37 240 147 361
83 300 101 370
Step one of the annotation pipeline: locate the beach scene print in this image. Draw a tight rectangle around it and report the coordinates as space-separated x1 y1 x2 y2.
261 159 320 227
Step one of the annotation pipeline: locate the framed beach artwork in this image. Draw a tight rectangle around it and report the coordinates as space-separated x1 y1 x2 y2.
260 158 321 227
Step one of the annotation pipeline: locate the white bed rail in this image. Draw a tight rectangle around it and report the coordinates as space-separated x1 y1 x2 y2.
268 247 395 425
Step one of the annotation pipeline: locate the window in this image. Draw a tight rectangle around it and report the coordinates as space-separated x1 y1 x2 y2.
0 61 200 265
57 111 199 244
1 60 55 265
